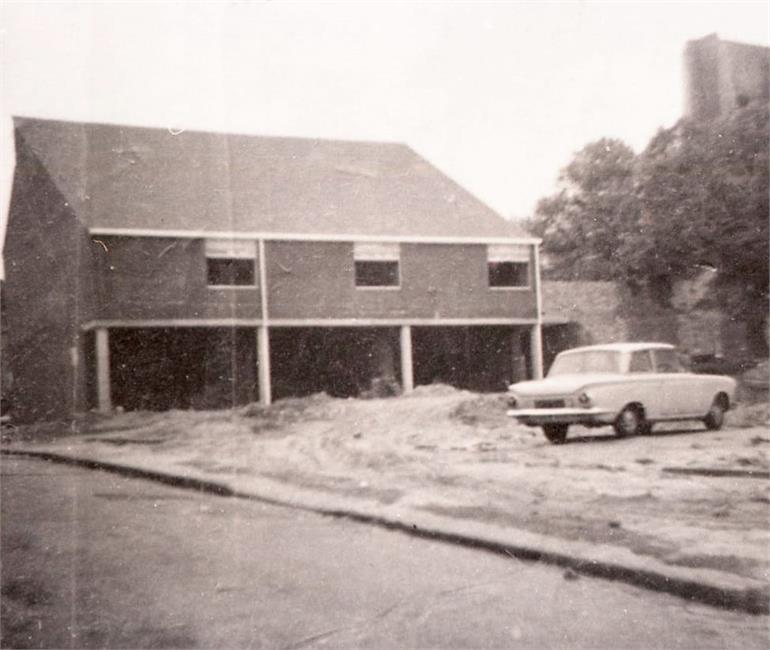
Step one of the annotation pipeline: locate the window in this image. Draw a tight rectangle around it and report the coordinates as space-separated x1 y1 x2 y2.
487 244 530 288
354 242 400 288
629 350 653 373
355 261 399 287
654 349 683 373
549 350 621 376
207 258 255 286
205 239 256 287
488 262 529 287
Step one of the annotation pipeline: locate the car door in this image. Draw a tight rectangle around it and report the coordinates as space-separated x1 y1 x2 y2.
627 349 664 418
652 348 696 416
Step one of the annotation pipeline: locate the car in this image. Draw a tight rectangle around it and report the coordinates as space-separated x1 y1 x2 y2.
506 342 737 444
689 353 754 376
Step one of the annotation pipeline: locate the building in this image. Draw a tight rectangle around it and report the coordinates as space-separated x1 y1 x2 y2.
2 117 543 423
684 33 770 120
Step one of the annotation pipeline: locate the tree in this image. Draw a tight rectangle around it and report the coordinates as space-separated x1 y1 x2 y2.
526 138 641 282
637 104 769 355
527 106 769 356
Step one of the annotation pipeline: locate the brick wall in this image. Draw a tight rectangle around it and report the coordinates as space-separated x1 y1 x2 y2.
2 135 93 422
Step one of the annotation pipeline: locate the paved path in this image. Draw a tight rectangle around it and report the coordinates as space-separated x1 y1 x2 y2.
3 455 768 649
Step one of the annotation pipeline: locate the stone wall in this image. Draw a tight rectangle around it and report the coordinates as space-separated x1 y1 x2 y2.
542 276 735 358
542 280 628 344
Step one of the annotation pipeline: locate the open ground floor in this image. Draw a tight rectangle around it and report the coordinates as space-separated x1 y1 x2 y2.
84 322 553 413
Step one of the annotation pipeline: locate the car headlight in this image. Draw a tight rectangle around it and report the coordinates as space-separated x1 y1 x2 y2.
507 395 519 409
577 392 592 408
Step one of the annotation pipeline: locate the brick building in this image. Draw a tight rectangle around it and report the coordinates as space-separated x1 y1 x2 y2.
3 117 544 423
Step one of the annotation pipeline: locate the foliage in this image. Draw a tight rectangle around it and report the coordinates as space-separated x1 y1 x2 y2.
526 138 641 282
637 104 769 353
528 105 769 354
639 106 768 331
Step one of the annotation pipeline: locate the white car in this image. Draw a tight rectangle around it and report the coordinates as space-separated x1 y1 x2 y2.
507 342 736 444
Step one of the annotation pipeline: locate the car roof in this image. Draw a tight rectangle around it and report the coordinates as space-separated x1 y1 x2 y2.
557 342 676 355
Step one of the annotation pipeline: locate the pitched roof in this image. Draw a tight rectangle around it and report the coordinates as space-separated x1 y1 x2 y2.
14 117 529 241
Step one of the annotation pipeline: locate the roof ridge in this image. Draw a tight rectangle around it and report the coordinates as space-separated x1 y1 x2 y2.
12 115 410 149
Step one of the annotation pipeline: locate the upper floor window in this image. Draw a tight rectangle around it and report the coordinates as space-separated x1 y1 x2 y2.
487 244 530 288
205 239 256 287
354 242 400 288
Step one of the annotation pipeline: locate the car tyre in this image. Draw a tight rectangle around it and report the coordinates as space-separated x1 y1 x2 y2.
703 398 726 431
543 424 569 444
614 406 644 438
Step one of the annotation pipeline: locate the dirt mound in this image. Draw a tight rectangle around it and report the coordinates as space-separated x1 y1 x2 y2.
450 394 510 428
409 383 465 397
239 393 337 430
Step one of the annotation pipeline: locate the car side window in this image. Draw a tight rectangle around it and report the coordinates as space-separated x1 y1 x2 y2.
654 349 683 373
629 351 653 373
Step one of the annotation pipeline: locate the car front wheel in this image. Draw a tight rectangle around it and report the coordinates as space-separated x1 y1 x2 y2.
704 398 726 431
543 423 569 444
614 406 645 437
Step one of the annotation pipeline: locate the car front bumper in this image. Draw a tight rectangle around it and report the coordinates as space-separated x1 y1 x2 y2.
506 406 615 426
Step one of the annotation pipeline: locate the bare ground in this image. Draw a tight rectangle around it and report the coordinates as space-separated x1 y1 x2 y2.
5 387 769 585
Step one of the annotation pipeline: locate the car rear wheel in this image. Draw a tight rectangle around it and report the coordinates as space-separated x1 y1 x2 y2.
543 424 569 444
703 398 726 431
614 406 645 437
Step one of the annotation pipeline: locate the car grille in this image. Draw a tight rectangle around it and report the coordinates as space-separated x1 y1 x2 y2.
535 399 566 409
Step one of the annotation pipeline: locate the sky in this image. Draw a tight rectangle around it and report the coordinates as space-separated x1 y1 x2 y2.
1 1 768 251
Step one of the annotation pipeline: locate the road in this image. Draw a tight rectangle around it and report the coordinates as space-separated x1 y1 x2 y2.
1 456 767 649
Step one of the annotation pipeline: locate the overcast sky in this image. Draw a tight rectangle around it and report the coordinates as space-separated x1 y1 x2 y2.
1 1 768 249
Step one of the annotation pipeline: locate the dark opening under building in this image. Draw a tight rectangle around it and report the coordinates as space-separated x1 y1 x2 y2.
3 117 545 422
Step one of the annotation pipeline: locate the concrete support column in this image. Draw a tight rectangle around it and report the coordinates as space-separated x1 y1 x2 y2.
530 324 544 380
71 338 87 414
511 330 526 384
531 242 545 379
257 238 272 406
257 326 272 405
95 328 112 413
400 325 414 393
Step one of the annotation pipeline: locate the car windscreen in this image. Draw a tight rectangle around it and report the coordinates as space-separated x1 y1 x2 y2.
548 350 621 376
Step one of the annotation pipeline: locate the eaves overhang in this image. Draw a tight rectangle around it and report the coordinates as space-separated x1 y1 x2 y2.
88 227 542 246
